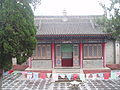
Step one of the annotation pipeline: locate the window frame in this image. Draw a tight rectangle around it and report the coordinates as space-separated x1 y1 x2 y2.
83 44 102 60
73 44 79 56
34 44 51 60
56 45 61 57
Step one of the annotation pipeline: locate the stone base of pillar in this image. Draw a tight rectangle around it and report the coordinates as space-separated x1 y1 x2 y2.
12 57 17 65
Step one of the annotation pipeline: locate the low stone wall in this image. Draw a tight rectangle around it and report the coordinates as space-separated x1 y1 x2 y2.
106 64 120 70
13 65 29 71
83 69 111 74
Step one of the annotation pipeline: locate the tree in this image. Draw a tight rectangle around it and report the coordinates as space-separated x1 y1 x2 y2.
98 0 120 40
28 0 41 10
0 0 37 71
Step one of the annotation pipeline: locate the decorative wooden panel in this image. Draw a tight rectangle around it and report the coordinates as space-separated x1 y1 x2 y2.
55 44 61 67
73 44 79 66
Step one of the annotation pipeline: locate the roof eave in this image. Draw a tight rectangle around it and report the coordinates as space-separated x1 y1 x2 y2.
36 34 111 37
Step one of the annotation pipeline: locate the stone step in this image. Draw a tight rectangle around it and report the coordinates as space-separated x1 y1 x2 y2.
52 69 84 74
56 77 81 82
52 69 83 81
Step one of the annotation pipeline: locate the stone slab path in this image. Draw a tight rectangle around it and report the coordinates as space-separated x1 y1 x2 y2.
1 73 120 90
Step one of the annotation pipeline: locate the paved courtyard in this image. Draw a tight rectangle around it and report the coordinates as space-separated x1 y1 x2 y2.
1 72 120 90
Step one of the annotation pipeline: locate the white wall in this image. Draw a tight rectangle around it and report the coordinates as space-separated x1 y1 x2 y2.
106 41 114 64
83 60 103 68
32 60 52 69
115 41 120 64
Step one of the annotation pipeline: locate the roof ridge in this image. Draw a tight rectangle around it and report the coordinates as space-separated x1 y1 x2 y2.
35 15 103 19
35 15 103 17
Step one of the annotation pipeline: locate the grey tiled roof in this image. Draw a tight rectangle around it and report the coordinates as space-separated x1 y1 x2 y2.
34 16 105 35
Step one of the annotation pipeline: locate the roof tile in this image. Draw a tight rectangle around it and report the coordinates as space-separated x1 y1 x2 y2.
35 16 105 35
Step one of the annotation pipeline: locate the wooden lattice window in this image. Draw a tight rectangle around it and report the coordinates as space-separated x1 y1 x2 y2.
73 44 79 56
36 44 51 59
56 45 61 56
83 44 102 59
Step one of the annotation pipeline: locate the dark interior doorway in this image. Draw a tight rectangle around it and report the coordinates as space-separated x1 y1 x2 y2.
61 44 73 67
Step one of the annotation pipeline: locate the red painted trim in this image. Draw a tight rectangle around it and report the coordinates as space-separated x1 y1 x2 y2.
80 43 83 68
52 43 55 68
102 43 106 67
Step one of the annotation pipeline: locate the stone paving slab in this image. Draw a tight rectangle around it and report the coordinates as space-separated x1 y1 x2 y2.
1 73 120 90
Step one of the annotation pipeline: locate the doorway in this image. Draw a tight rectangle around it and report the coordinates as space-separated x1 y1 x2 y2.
61 44 73 67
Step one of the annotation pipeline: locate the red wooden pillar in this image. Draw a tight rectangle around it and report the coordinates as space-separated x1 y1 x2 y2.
80 43 83 68
52 43 55 68
102 43 106 67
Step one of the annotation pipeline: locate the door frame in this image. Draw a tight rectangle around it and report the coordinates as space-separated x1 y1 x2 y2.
61 44 73 67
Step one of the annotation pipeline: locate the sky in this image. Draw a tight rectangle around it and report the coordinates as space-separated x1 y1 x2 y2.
33 0 109 16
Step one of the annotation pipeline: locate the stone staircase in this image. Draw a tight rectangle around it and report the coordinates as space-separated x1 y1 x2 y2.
52 68 84 81
52 67 111 81
52 68 83 74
